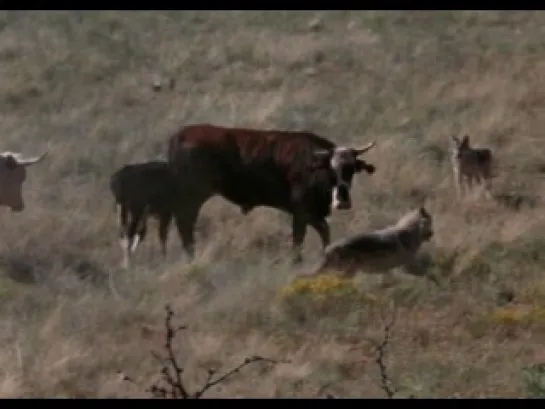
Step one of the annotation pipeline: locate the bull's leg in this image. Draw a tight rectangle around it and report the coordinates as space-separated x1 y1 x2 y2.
309 219 330 251
170 160 213 261
291 213 308 265
174 205 202 261
158 213 173 257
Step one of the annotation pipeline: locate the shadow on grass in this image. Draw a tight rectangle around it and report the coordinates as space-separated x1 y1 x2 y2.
0 250 109 286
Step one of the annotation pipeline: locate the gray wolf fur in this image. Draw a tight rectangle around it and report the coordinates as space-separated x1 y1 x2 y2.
308 207 435 282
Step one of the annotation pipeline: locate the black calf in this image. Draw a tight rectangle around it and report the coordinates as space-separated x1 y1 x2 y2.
110 161 179 268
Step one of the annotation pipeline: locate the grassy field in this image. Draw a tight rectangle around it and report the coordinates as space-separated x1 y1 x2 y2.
1 11 545 397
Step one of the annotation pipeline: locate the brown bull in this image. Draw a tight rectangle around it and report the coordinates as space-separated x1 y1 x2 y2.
0 151 47 212
167 124 376 263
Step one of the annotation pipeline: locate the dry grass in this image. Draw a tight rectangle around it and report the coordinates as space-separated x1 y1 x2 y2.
1 11 545 397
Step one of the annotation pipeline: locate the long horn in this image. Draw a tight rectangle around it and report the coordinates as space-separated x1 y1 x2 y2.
354 141 375 155
17 152 47 166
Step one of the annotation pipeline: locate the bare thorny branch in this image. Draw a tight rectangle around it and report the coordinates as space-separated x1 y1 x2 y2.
324 309 399 399
122 304 400 399
373 311 398 398
120 304 287 399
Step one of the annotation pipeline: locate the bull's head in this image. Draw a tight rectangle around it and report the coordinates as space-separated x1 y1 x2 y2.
0 152 47 212
312 141 376 210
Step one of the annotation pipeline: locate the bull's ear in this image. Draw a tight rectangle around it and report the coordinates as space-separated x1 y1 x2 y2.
355 159 376 174
4 155 18 170
353 141 375 156
311 150 332 169
451 135 460 144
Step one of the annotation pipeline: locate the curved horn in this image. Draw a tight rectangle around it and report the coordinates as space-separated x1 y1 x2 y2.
18 152 47 166
354 141 375 156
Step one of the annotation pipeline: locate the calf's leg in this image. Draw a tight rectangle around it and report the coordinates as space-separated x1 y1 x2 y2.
120 207 145 269
291 211 308 265
129 209 147 253
117 204 132 269
158 213 173 257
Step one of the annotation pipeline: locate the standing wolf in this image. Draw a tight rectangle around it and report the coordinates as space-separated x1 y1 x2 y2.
307 207 435 281
450 135 494 199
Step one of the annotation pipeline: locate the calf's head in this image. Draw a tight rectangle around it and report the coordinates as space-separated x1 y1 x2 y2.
313 141 376 210
0 152 47 212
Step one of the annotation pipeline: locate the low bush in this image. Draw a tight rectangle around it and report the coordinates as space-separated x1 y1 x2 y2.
278 274 377 322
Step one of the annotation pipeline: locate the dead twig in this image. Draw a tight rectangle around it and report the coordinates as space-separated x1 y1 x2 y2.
193 355 281 398
120 304 287 398
320 309 399 399
373 310 398 398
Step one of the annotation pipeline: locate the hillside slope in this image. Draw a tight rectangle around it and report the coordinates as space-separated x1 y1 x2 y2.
0 11 545 397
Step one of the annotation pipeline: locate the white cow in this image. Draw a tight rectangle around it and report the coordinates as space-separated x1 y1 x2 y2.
0 152 47 212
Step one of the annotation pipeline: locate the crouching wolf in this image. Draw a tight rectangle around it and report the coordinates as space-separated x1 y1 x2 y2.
110 161 180 269
306 207 436 283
